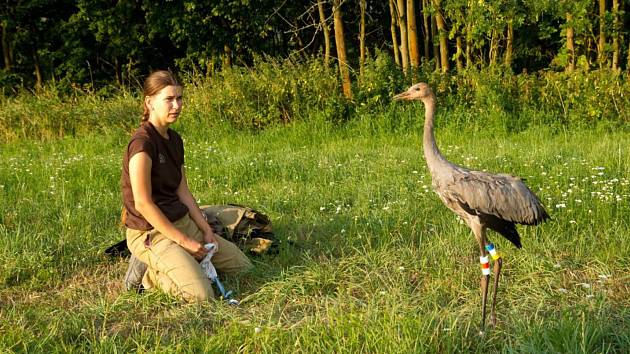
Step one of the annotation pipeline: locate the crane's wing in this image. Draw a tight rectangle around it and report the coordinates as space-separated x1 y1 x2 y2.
446 171 550 226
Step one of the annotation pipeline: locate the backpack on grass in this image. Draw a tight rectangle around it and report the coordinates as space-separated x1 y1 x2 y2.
201 204 279 255
105 204 278 257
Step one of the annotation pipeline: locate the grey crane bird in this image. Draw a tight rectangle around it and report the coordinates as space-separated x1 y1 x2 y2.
394 83 549 332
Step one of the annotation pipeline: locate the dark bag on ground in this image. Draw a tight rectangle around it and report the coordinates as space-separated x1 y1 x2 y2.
201 204 279 256
104 204 278 257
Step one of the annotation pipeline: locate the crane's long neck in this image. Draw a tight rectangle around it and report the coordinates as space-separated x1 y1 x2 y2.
422 95 450 176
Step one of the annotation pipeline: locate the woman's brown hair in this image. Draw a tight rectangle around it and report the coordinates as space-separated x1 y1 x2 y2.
141 70 181 122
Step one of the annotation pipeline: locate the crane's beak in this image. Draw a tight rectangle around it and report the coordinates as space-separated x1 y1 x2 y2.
393 90 411 101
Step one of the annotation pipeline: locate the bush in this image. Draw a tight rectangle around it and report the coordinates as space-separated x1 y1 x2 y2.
1 57 628 142
0 90 138 141
0 70 24 95
186 56 349 129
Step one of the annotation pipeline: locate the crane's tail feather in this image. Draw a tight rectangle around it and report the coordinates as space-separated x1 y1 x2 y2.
530 208 551 225
484 214 522 249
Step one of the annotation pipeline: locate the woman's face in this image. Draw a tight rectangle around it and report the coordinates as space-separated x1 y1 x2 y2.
146 85 183 126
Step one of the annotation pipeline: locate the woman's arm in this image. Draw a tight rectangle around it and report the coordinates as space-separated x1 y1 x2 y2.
129 152 208 260
176 166 220 248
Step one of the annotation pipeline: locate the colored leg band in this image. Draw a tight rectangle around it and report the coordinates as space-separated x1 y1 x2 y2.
480 256 490 275
485 243 500 261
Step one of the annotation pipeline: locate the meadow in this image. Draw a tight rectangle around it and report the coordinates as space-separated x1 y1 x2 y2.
0 90 629 352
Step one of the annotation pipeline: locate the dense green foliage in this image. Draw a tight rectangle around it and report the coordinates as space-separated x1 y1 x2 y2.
1 0 629 93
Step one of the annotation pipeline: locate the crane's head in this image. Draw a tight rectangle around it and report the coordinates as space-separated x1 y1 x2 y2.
393 83 434 102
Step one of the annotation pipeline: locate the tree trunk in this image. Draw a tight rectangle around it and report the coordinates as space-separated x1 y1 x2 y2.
433 0 449 72
396 0 409 75
114 57 121 86
612 0 620 71
489 28 498 66
222 44 232 68
32 47 42 89
597 0 606 68
421 0 430 61
407 0 420 68
431 14 440 71
504 20 513 68
566 13 575 72
359 0 366 80
388 0 401 66
333 0 352 99
1 24 10 71
455 35 463 70
465 23 472 68
587 36 594 68
317 0 331 66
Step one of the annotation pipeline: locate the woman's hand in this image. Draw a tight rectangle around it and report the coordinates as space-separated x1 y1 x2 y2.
180 237 209 261
203 229 219 251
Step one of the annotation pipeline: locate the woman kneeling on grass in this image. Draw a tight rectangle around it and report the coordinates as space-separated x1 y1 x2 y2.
120 70 252 302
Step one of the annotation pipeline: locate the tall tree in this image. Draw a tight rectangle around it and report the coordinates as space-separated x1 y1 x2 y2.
421 0 430 61
0 26 11 71
464 7 472 68
611 0 620 71
332 0 352 99
504 19 514 68
454 35 463 70
317 0 331 66
8 1 75 88
445 0 467 71
32 46 42 89
550 0 594 71
433 0 449 72
1 20 11 71
0 5 17 74
597 0 606 68
359 0 366 80
388 0 401 66
396 0 410 74
407 0 420 69
566 13 575 72
432 13 440 71
489 28 499 65
71 0 148 86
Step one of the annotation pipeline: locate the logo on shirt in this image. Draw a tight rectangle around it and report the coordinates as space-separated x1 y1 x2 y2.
159 153 166 164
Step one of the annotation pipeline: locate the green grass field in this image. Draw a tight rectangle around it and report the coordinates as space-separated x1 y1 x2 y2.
1 106 629 353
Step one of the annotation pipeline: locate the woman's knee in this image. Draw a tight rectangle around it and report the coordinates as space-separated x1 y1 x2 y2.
180 280 215 302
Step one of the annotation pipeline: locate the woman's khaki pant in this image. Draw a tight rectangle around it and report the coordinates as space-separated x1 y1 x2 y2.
126 213 253 302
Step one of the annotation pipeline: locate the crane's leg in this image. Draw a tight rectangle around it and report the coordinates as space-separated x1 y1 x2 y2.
485 242 502 327
472 223 490 333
